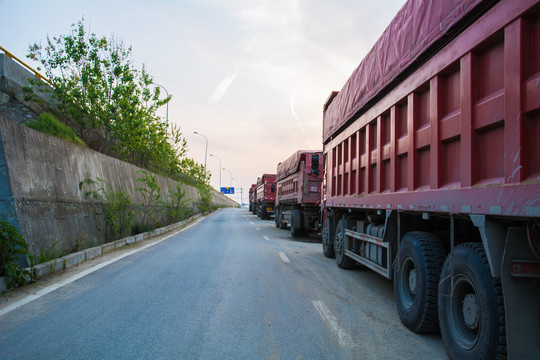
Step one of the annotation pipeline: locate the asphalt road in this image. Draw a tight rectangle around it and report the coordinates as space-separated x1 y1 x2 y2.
0 208 447 359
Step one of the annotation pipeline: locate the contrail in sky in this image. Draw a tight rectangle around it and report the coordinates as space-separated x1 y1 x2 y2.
290 97 313 150
209 66 239 104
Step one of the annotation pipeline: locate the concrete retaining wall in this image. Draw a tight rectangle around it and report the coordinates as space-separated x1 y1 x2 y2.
0 52 236 264
0 53 49 125
0 116 237 262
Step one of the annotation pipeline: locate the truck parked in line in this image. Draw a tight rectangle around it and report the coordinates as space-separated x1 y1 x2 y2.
274 150 324 237
256 174 276 220
248 184 257 214
321 1 540 359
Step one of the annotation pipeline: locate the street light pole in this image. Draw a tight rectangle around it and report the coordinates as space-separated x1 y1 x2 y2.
210 154 221 190
193 131 208 172
151 82 169 131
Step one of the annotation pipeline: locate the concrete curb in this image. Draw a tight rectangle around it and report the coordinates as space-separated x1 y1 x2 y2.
27 214 203 280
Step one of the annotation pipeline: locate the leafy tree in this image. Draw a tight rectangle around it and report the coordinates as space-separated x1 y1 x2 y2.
26 18 210 190
25 18 184 171
162 123 188 177
179 158 211 186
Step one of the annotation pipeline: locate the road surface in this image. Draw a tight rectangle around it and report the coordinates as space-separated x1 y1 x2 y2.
0 208 447 359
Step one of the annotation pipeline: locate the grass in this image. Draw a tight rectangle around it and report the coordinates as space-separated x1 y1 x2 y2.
26 112 86 146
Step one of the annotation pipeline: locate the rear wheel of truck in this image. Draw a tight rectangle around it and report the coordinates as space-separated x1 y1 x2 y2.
322 218 335 258
275 208 280 227
394 231 446 333
438 242 506 360
261 207 267 220
334 218 355 269
291 209 303 237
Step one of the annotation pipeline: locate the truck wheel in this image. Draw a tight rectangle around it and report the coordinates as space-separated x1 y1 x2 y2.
279 210 287 229
394 231 446 333
275 208 280 228
334 218 355 269
322 231 335 258
322 217 335 258
261 207 267 220
291 209 303 237
438 243 506 360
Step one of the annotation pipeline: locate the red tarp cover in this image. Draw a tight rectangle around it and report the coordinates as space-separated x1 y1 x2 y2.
323 0 484 143
277 150 321 181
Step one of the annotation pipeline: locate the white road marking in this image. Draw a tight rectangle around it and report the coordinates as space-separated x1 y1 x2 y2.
250 222 254 225
312 300 358 348
255 227 260 231
0 219 202 318
263 235 270 241
278 251 291 263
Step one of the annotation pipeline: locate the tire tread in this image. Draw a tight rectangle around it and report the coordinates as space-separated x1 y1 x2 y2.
438 242 507 360
395 231 446 333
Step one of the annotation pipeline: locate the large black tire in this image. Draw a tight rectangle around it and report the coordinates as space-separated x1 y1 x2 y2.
394 231 446 333
275 208 280 228
322 219 335 258
261 207 268 220
334 218 355 269
438 243 506 360
291 209 303 237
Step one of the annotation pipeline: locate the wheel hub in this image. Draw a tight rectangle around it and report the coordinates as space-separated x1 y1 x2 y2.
408 268 417 294
462 293 479 330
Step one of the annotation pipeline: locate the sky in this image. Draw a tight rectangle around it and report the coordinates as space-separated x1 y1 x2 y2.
0 0 406 204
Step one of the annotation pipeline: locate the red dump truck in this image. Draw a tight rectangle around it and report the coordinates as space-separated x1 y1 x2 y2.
256 174 276 220
274 150 324 236
248 184 257 214
321 1 540 359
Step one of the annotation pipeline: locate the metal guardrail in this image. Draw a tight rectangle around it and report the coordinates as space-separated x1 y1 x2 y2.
0 45 50 84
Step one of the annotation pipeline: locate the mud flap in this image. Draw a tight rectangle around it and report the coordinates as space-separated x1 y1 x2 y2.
501 226 540 359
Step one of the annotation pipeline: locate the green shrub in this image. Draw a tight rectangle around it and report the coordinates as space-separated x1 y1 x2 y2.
26 112 86 146
197 185 213 213
131 223 155 235
79 178 135 241
166 183 192 222
38 240 59 264
136 170 161 228
105 188 135 239
0 219 34 289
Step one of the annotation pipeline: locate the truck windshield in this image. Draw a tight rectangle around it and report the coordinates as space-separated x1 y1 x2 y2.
312 155 319 176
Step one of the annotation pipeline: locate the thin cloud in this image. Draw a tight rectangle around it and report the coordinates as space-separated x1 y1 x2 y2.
209 66 239 104
290 96 313 150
